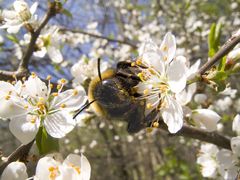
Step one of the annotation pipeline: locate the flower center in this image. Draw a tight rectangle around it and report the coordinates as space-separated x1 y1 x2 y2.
48 166 59 180
69 163 81 174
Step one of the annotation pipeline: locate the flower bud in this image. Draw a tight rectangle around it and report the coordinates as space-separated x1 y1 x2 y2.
1 162 28 180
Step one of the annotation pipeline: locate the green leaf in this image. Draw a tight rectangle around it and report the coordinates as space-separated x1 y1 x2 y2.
208 23 216 57
36 126 59 155
61 8 73 19
6 34 19 44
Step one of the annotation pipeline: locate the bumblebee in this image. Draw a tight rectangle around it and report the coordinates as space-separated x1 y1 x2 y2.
83 59 158 133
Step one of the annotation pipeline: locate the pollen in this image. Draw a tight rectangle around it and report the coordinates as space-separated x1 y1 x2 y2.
60 103 66 108
49 83 53 89
57 84 61 90
137 73 145 81
5 95 10 100
131 62 136 66
146 103 152 109
162 45 168 51
38 97 45 102
22 77 26 81
153 121 159 128
52 92 58 97
24 105 28 109
146 127 153 133
60 78 66 84
163 56 167 61
136 59 142 65
31 72 37 78
73 89 78 96
143 89 149 95
47 75 52 81
48 166 59 180
30 117 36 124
69 163 81 174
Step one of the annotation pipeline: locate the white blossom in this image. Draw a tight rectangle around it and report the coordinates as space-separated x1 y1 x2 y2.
191 109 221 132
21 26 63 63
1 161 28 180
197 143 219 178
233 114 240 136
0 74 87 144
134 33 188 133
34 154 91 180
71 56 108 84
0 0 38 33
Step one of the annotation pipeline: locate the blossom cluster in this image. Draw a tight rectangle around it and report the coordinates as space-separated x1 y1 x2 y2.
0 73 87 144
1 153 91 180
197 115 240 179
133 33 221 133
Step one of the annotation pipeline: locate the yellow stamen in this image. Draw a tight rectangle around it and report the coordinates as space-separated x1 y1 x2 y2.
131 62 136 66
60 78 66 84
47 75 52 81
30 117 36 124
146 127 153 133
137 73 145 81
49 84 53 89
24 105 28 109
38 97 44 102
163 45 168 51
163 56 167 61
52 92 58 97
57 84 62 90
153 121 159 128
143 89 149 95
22 77 26 81
60 104 66 108
73 89 78 96
5 95 10 100
146 103 152 109
31 72 36 78
136 59 142 65
69 163 81 174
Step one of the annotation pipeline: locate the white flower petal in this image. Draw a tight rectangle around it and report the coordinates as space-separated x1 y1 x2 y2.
216 149 234 168
53 86 87 112
30 2 38 15
231 136 240 156
167 56 187 93
1 162 28 180
191 109 221 132
142 51 165 73
47 46 63 63
160 32 176 63
23 75 48 100
232 114 240 135
176 83 197 105
63 154 91 180
138 38 158 56
9 114 40 144
44 111 75 138
187 59 201 80
162 96 183 133
34 156 60 180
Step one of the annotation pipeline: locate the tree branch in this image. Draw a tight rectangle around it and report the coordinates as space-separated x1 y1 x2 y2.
198 34 240 75
59 28 138 48
17 3 57 72
0 140 34 175
159 123 231 150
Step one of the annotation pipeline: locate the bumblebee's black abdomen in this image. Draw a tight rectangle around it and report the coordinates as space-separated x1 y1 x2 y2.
94 77 134 118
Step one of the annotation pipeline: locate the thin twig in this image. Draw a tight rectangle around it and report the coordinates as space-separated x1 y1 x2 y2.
198 34 240 75
59 28 138 48
18 3 57 72
159 123 231 150
0 140 34 175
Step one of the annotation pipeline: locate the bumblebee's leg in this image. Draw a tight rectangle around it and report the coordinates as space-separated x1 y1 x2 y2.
127 105 145 133
144 109 159 127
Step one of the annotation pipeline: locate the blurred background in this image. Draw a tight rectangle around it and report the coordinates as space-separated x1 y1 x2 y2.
0 0 240 179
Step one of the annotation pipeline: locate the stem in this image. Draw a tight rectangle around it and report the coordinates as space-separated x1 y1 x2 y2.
198 34 240 75
0 140 34 175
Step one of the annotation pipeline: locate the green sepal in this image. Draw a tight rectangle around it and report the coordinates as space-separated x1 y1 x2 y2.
36 126 59 155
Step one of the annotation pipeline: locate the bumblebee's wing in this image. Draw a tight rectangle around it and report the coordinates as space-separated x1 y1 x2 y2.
127 104 145 133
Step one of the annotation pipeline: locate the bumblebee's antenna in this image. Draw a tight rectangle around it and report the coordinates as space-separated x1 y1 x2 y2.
97 58 103 83
73 100 96 119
